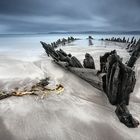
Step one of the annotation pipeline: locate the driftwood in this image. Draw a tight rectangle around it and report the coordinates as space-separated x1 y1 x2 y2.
0 78 64 100
40 40 139 128
0 78 49 100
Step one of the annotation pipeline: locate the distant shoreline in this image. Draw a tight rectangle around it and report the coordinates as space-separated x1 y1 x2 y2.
48 31 140 35
0 31 140 36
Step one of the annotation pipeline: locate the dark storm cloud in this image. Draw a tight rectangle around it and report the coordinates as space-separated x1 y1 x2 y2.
0 0 139 33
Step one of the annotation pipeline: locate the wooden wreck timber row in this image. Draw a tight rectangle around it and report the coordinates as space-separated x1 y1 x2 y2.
40 39 140 128
101 36 138 45
55 61 104 91
126 37 139 53
127 39 140 67
49 36 78 49
101 37 128 43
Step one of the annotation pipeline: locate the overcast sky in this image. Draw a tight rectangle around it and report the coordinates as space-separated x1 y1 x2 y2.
0 0 140 33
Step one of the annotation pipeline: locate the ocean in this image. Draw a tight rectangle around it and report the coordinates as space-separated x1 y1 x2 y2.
0 34 139 61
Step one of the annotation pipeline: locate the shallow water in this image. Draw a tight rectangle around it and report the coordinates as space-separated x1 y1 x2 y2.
0 34 139 61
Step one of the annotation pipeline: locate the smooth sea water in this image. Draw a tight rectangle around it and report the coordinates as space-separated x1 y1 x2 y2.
0 34 139 61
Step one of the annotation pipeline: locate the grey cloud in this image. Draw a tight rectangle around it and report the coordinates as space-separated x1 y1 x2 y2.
0 0 139 33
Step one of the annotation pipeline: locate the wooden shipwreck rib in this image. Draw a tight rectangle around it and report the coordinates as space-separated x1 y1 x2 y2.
40 39 140 128
55 61 105 91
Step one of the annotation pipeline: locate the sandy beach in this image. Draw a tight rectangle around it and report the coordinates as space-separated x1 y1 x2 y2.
0 35 140 140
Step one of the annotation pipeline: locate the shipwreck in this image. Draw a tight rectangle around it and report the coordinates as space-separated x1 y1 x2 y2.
40 37 140 128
